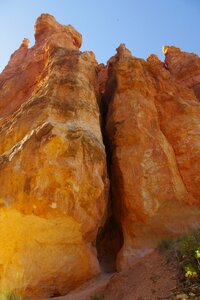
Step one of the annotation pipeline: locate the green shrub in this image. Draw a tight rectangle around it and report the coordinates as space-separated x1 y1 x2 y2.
158 230 200 296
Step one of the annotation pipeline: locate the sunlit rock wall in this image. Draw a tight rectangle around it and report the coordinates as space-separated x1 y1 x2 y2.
0 14 108 298
105 45 200 270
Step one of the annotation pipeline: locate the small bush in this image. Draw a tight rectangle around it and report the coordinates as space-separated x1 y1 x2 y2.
158 230 200 297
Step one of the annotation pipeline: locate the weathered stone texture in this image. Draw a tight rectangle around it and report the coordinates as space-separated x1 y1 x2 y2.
105 44 200 270
0 14 108 298
1 13 200 298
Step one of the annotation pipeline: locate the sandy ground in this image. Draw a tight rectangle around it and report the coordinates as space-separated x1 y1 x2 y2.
43 251 178 300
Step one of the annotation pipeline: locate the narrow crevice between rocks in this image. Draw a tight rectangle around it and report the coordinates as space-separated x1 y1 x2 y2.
96 70 124 273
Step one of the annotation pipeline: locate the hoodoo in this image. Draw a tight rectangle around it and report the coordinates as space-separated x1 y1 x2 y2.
0 14 200 299
0 14 108 298
104 44 200 270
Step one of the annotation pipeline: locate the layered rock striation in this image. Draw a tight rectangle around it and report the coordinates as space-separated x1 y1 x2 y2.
105 44 200 270
0 14 108 298
0 13 200 299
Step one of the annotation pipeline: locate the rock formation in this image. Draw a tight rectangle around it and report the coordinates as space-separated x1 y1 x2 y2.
163 46 200 100
105 44 200 270
0 13 200 299
0 14 108 298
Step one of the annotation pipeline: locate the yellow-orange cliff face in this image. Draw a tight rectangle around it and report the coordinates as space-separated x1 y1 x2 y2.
0 14 108 298
105 44 200 270
1 13 200 299
163 46 200 100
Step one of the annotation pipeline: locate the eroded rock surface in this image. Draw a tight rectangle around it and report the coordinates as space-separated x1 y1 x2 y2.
0 12 200 299
105 44 200 270
163 46 200 100
0 14 108 298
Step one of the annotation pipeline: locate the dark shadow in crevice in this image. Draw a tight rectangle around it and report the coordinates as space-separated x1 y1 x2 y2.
96 214 123 273
96 74 124 273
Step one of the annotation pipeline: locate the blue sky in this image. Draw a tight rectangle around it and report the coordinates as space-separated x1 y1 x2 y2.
0 0 199 72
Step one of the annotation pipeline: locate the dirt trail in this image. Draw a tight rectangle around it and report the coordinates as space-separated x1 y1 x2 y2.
43 251 178 300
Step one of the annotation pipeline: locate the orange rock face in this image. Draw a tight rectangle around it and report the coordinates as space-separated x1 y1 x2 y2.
163 46 200 100
0 14 108 298
1 12 200 298
105 44 200 270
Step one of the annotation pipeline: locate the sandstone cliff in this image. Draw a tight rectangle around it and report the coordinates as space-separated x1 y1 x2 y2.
163 45 200 100
0 14 200 299
0 14 108 298
104 44 200 270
